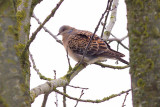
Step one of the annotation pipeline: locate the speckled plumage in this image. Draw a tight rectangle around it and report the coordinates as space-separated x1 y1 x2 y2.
58 25 129 65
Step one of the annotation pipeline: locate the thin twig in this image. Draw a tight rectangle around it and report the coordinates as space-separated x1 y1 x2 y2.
68 85 89 90
63 86 67 107
53 88 131 103
101 0 113 38
102 0 119 40
66 46 72 70
94 62 129 69
22 0 64 57
110 33 129 50
42 92 50 107
29 52 52 80
79 0 113 65
74 90 84 107
54 70 58 107
116 42 120 64
32 13 62 45
122 91 129 107
108 35 128 43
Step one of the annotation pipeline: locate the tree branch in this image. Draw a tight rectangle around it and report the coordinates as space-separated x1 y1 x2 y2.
30 63 87 103
41 92 51 107
29 52 52 81
79 0 113 64
53 88 131 103
122 91 129 107
94 62 129 69
63 86 67 107
22 0 64 57
74 90 84 107
102 0 119 40
101 0 113 38
32 13 62 45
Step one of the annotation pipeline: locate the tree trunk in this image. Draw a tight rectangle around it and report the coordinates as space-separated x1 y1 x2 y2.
0 0 32 106
125 0 160 106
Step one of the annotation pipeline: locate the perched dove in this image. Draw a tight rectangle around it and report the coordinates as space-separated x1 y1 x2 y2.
57 25 129 65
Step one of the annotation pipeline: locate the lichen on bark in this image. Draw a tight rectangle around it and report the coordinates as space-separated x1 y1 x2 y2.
125 0 160 106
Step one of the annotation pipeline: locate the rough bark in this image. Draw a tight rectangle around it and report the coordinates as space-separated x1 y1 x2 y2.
125 0 160 106
0 0 36 106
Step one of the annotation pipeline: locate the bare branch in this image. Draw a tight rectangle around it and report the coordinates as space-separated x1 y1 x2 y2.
66 46 72 70
22 0 64 57
94 62 129 69
63 86 67 107
110 33 129 50
41 92 51 107
108 35 128 42
79 0 113 65
102 0 119 40
32 13 62 45
29 52 52 81
30 63 87 103
53 88 131 103
68 85 89 90
74 90 84 107
122 91 129 107
54 70 58 107
101 0 113 38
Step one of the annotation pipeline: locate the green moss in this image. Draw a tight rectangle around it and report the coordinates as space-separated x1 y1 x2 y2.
0 1 10 13
24 0 29 8
14 43 25 57
154 12 160 20
40 75 52 81
137 78 145 88
24 23 30 33
6 59 16 64
135 0 144 9
16 10 26 31
16 0 22 7
157 0 160 9
14 43 30 73
145 59 154 71
0 96 8 107
0 96 9 107
104 31 110 37
0 42 5 56
16 10 26 22
142 24 149 38
8 25 19 41
152 26 160 37
0 26 2 32
30 0 41 16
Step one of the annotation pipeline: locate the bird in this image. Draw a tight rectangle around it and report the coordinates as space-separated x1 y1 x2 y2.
57 25 129 65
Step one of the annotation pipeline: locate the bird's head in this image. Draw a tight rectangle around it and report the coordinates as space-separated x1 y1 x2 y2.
57 25 74 36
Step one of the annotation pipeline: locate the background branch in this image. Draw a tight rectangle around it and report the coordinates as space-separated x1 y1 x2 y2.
32 13 62 45
94 62 129 69
30 63 87 102
74 90 84 107
102 0 119 40
79 0 114 64
53 88 131 103
22 0 64 57
63 86 67 107
29 52 52 81
101 0 113 38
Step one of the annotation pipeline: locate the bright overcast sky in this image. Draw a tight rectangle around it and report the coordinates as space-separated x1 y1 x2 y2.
30 0 132 107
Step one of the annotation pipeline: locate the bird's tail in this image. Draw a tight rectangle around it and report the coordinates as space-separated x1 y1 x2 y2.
116 57 129 65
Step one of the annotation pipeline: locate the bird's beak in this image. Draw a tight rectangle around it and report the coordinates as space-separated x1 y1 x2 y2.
56 32 60 36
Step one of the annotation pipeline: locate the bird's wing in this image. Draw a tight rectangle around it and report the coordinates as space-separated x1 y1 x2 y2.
68 30 124 58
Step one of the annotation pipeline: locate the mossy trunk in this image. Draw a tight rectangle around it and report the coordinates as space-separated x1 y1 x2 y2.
125 0 160 107
0 0 32 106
